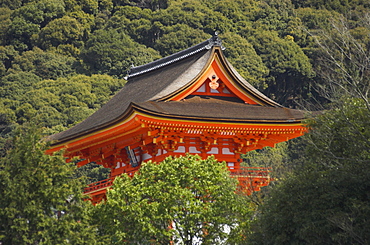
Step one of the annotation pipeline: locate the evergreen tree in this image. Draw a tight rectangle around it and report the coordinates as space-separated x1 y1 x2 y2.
248 15 370 245
0 125 98 244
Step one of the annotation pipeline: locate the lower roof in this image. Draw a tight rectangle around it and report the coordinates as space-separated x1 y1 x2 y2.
134 96 305 123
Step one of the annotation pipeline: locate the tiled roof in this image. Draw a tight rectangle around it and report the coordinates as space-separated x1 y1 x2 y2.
48 49 211 143
134 96 305 122
48 35 305 144
128 34 224 78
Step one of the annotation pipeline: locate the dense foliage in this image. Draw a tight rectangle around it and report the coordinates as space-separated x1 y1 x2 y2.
0 0 369 243
1 0 367 136
248 14 370 244
95 155 252 244
0 0 368 133
249 100 370 244
0 126 98 244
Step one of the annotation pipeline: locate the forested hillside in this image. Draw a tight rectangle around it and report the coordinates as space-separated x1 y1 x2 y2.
0 0 369 244
0 0 367 137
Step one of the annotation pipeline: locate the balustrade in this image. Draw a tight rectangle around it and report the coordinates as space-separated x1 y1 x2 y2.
84 166 271 196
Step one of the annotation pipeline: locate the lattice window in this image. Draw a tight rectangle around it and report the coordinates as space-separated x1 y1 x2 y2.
192 78 237 97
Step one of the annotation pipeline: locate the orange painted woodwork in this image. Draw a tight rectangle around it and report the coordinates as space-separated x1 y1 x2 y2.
46 34 308 204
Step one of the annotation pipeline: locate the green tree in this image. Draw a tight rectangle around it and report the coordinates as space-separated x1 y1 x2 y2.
11 0 65 27
249 99 370 244
221 32 268 88
242 143 289 179
0 71 41 101
154 24 209 56
291 0 351 13
0 0 23 10
0 7 12 46
0 45 18 76
246 29 314 106
63 0 99 14
130 0 168 10
75 162 110 184
0 73 125 130
66 74 126 107
0 99 16 157
36 16 85 50
95 155 252 244
295 7 337 30
5 16 39 51
249 15 370 245
155 0 233 35
4 0 66 51
81 28 160 77
0 125 98 244
11 47 77 80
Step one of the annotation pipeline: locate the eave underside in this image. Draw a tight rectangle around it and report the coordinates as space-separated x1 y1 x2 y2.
48 97 306 149
50 109 307 162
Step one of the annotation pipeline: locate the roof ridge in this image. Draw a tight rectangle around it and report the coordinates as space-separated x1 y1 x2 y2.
128 34 225 78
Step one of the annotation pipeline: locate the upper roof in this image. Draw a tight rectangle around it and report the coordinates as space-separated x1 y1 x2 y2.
48 34 306 145
128 35 223 78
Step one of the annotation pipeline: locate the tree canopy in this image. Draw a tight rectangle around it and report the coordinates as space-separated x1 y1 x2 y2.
248 15 370 245
0 125 98 244
3 0 367 121
95 155 253 244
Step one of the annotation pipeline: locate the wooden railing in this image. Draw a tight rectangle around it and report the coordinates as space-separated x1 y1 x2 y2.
84 177 116 194
84 166 271 196
229 166 272 195
228 166 270 177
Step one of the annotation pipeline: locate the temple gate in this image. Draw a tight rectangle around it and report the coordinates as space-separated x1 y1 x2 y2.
47 34 307 203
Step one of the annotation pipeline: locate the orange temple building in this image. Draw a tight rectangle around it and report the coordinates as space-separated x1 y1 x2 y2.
46 34 308 203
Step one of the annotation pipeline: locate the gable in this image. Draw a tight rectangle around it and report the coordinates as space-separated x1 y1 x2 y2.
168 50 260 105
47 37 285 146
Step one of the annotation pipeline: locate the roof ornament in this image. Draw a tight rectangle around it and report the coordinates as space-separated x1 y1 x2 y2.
125 63 135 79
206 31 226 50
128 33 226 78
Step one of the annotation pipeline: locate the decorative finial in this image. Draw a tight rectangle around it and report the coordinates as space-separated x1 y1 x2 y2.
206 33 226 50
207 31 225 50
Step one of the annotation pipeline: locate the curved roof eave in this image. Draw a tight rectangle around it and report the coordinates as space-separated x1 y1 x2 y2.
220 54 282 107
47 48 213 144
155 46 283 107
132 106 305 125
47 35 288 145
131 98 306 123
60 101 306 147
